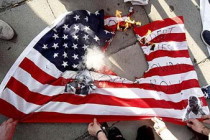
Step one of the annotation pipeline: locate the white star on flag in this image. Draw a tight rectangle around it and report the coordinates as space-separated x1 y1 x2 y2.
82 44 89 50
105 30 110 34
72 43 78 49
53 53 58 58
63 52 68 58
62 61 68 68
63 43 68 48
95 11 99 15
52 34 59 40
72 54 79 60
74 15 80 21
84 16 88 22
83 34 89 40
94 35 100 42
74 25 80 31
72 64 78 68
84 26 90 32
62 24 69 30
86 10 91 15
62 34 68 40
42 44 48 49
72 34 79 40
52 43 59 49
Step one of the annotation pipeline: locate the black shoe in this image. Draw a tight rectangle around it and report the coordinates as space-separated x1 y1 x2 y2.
108 127 125 140
201 30 210 46
136 125 155 140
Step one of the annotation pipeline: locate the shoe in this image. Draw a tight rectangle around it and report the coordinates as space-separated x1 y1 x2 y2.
136 125 155 140
108 127 125 140
201 30 210 46
0 20 14 40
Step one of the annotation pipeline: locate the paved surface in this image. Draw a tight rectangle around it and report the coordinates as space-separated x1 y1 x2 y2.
0 0 209 139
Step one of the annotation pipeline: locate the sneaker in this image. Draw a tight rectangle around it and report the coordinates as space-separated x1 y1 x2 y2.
201 30 210 46
0 20 14 40
108 127 125 140
136 125 155 140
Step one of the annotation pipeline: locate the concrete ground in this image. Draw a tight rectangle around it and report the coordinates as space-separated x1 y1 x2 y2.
0 0 209 139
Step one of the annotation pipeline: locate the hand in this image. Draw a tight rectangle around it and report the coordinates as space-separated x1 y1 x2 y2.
202 115 210 124
0 118 18 140
88 118 102 137
187 118 207 134
151 117 167 134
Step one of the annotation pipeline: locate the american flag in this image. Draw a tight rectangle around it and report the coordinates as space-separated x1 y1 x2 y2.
0 9 208 124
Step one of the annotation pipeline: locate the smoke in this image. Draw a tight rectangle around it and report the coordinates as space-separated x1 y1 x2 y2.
84 46 105 71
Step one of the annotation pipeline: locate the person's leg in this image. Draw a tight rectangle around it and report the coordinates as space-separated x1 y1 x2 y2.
136 125 155 140
0 20 15 40
200 0 210 54
108 127 126 140
0 118 18 140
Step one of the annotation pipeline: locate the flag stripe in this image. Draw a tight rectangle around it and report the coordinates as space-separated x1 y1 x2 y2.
0 100 186 124
8 72 204 102
12 65 199 94
145 50 190 61
144 64 195 77
26 48 62 78
19 58 58 84
141 41 188 54
6 78 207 109
3 88 208 118
148 57 193 69
133 16 184 36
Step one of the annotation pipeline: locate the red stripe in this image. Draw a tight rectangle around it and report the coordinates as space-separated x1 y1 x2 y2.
19 58 57 84
20 112 186 125
7 77 204 108
145 50 190 61
133 16 184 36
144 64 195 77
0 99 206 125
0 99 25 119
148 33 186 43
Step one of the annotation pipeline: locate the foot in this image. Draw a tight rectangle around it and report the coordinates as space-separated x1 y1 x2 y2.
136 125 155 140
0 20 14 40
108 127 125 140
0 118 18 140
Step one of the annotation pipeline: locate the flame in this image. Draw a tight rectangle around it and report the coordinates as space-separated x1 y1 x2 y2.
115 10 141 31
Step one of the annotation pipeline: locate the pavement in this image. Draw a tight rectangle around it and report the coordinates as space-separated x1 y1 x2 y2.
0 0 209 139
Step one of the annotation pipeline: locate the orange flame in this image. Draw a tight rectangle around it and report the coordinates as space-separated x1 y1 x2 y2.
115 10 141 31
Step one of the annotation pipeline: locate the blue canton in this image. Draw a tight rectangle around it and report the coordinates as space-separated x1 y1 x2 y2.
34 10 113 72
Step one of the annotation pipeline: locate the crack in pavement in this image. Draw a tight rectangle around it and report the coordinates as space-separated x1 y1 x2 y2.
0 0 30 13
46 0 56 19
194 56 210 66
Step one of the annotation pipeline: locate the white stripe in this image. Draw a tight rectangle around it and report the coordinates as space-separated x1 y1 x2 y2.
35 101 186 118
13 68 65 96
137 70 197 85
26 48 62 78
94 88 204 102
13 68 201 103
141 41 188 55
138 24 185 42
0 11 73 94
104 16 128 26
62 70 133 83
147 57 193 70
2 88 209 119
1 88 40 114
